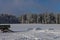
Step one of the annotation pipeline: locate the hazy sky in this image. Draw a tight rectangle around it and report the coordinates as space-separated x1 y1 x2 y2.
0 0 60 15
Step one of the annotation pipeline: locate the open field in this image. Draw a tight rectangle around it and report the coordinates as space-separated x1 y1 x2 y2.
0 24 60 40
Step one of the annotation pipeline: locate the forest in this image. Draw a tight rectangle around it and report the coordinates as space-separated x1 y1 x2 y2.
0 13 60 24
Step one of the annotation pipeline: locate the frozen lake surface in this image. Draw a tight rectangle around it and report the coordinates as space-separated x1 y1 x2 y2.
0 24 60 40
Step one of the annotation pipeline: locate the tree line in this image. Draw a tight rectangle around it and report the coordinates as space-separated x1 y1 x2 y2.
0 13 60 24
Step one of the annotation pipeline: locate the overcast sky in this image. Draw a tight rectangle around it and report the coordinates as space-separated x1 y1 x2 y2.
0 0 60 16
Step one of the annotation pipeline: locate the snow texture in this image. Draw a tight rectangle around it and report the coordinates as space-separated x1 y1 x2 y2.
0 24 60 40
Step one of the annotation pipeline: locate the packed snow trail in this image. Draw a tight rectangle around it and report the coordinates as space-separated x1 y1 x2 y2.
0 24 60 40
0 29 60 40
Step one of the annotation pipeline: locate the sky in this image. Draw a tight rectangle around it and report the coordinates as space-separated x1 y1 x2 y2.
0 0 60 16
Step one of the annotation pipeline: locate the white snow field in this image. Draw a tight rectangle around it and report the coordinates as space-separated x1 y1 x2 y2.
0 24 60 40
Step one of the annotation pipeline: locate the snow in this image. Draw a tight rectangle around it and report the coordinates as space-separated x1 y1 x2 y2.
0 24 60 40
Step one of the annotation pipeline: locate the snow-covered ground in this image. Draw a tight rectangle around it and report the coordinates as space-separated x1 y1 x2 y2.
0 24 60 40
